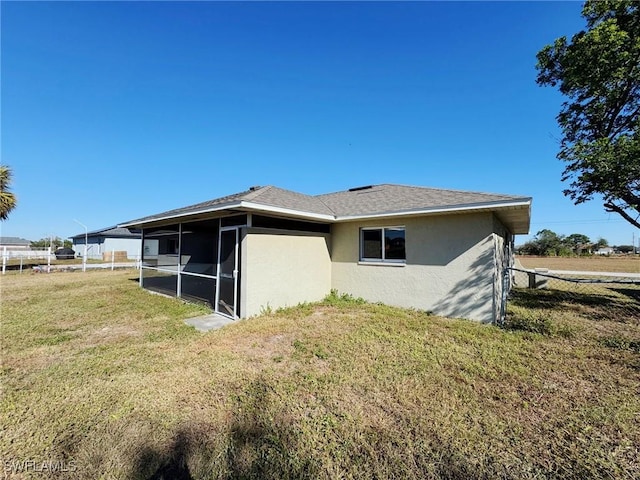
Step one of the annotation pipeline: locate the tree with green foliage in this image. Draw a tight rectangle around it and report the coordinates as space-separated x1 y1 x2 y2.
519 229 567 256
536 0 640 229
564 233 592 254
30 237 72 250
0 165 17 221
595 237 610 249
517 229 609 256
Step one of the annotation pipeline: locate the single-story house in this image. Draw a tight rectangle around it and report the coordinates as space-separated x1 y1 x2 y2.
70 226 141 260
594 247 615 256
121 184 531 323
0 237 31 251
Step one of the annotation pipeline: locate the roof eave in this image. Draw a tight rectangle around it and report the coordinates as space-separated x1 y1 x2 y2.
119 200 335 228
120 198 531 233
334 199 532 234
334 199 530 220
238 201 335 221
119 200 246 228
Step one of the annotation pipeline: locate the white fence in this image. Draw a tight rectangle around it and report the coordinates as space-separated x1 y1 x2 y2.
2 247 52 259
1 247 141 275
1 247 54 274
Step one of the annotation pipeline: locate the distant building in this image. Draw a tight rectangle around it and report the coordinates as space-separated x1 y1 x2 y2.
595 247 615 256
0 237 31 251
70 226 141 260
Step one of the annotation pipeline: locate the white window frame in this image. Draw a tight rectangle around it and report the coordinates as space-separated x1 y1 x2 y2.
359 226 406 263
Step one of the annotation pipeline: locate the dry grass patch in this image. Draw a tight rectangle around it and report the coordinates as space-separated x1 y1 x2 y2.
1 272 639 479
517 254 640 273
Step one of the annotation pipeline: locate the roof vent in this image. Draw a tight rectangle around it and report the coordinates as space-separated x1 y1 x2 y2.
249 185 261 191
348 185 373 192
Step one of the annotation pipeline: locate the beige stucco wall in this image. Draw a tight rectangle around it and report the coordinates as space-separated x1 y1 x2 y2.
330 213 500 323
241 228 332 317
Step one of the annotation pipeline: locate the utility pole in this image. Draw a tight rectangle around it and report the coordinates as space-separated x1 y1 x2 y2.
74 219 88 272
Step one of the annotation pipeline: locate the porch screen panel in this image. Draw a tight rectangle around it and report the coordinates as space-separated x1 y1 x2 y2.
219 231 236 275
141 268 177 296
221 215 247 227
181 275 216 308
252 215 331 233
180 219 218 275
142 225 179 270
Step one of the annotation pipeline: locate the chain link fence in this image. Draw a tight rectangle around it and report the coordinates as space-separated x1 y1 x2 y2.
502 267 640 330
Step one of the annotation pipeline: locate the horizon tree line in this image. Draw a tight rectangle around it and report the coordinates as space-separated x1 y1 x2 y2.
516 229 637 256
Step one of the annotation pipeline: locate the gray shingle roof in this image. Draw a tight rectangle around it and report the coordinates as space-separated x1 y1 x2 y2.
249 186 334 216
121 189 259 226
121 186 335 225
316 184 529 217
70 226 141 239
121 183 531 233
0 236 31 245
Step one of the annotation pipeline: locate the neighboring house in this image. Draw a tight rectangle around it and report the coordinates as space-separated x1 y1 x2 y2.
595 247 615 256
0 237 31 251
121 184 531 324
70 226 141 260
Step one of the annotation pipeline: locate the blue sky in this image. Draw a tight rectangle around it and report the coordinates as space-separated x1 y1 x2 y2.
1 1 637 247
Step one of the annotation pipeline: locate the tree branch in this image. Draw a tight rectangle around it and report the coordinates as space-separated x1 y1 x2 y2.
609 103 640 139
603 201 640 228
603 51 640 137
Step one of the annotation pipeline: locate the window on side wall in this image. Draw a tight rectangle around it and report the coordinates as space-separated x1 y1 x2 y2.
360 227 406 263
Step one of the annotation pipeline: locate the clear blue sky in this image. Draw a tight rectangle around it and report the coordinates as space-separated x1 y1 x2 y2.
2 1 638 247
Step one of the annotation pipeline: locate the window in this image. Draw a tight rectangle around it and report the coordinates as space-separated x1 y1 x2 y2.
360 227 405 262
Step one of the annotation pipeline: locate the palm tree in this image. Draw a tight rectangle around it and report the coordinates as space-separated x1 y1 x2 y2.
0 165 17 220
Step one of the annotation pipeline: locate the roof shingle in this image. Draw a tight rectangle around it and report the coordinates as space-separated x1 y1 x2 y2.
316 184 529 217
0 236 31 245
120 183 531 232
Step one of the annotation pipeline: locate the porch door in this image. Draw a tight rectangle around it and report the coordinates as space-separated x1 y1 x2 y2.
216 227 239 318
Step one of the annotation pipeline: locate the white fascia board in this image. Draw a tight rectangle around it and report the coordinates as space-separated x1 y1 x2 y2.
333 199 532 222
119 200 335 228
119 201 245 227
238 201 336 221
120 198 531 227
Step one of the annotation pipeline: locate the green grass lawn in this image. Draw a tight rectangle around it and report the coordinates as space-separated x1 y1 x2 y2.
1 270 639 479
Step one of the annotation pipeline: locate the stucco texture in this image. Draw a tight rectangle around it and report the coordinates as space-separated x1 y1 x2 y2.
241 229 332 317
330 212 503 323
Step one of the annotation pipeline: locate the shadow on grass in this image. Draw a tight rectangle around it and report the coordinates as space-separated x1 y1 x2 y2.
508 287 640 324
129 381 511 480
225 378 319 479
610 287 640 302
138 430 193 480
128 377 317 480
